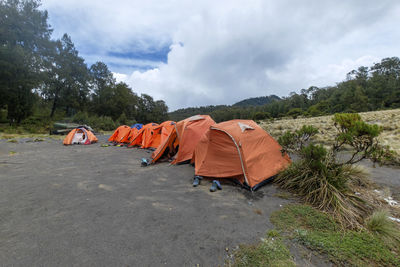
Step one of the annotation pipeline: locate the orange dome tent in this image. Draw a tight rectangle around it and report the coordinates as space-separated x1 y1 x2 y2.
193 120 291 190
128 123 158 147
120 127 139 144
108 125 131 143
63 127 98 145
142 121 176 149
171 115 215 164
150 121 178 163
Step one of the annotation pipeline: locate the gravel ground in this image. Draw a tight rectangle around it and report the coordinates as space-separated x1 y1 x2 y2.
0 136 291 266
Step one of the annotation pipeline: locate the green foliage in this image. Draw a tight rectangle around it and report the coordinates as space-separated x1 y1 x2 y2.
72 111 90 124
332 113 383 164
286 108 303 119
0 0 53 122
233 95 281 107
278 125 318 153
170 57 400 122
252 111 271 120
366 210 400 246
271 204 400 267
275 157 371 228
270 204 337 232
232 235 295 267
297 229 400 266
276 114 386 228
20 114 52 133
72 112 117 131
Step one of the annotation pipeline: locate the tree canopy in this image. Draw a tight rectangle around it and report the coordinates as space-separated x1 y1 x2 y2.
0 0 168 125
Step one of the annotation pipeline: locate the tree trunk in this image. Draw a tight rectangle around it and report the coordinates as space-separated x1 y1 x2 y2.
50 95 58 118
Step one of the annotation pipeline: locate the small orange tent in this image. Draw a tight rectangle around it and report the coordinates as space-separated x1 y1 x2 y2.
193 120 291 190
142 121 176 149
63 127 98 145
128 123 158 147
171 115 215 164
120 127 139 144
108 125 131 143
151 121 178 163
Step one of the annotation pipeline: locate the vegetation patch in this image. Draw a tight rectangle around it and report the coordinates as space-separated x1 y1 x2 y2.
272 204 400 267
231 230 295 267
275 113 395 228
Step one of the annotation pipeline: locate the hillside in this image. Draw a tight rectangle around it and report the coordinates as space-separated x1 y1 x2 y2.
169 57 400 123
233 95 281 107
260 108 400 152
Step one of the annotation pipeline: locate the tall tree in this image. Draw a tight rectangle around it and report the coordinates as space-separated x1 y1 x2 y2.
0 0 52 122
43 34 89 117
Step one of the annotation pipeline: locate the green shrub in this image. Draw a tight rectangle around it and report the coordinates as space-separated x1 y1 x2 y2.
88 115 117 131
276 113 386 228
271 204 400 267
253 111 271 121
286 108 303 119
20 115 52 133
278 125 318 154
275 153 371 228
366 210 400 246
232 235 295 267
72 111 90 124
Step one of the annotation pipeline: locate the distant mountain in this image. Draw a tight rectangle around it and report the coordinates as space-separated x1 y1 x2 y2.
233 95 281 107
168 95 282 122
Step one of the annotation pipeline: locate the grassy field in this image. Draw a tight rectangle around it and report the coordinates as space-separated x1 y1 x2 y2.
261 109 400 152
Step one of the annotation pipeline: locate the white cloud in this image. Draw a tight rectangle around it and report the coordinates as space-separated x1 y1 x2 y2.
41 0 400 110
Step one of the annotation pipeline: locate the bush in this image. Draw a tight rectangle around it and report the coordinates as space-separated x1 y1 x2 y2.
271 204 400 266
286 108 303 119
72 111 90 125
366 210 400 246
20 115 52 133
278 125 318 154
72 112 118 131
88 116 117 131
275 148 371 228
276 113 384 229
252 111 271 121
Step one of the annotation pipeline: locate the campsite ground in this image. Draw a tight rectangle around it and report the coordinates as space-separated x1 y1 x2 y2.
0 134 399 266
1 135 291 266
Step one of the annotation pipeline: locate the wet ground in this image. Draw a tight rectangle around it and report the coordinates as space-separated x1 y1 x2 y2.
0 136 291 266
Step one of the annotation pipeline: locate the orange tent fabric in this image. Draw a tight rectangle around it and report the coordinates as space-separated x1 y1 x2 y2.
151 121 178 163
120 127 139 144
108 125 131 143
193 119 291 190
63 127 98 145
142 121 175 149
128 123 158 147
171 115 215 164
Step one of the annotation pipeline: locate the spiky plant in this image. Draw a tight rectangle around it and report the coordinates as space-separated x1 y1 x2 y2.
275 144 371 228
366 210 400 246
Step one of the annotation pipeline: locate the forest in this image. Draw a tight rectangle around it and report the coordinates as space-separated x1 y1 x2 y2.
1 0 400 132
0 0 168 131
169 57 400 122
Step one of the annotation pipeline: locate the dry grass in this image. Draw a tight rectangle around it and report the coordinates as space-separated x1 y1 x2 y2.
260 109 400 152
0 133 64 140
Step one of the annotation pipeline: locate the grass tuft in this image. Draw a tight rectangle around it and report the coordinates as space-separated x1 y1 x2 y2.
232 234 295 267
272 204 400 267
275 160 372 229
366 210 400 246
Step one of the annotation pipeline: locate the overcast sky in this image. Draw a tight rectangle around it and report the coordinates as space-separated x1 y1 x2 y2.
41 0 400 111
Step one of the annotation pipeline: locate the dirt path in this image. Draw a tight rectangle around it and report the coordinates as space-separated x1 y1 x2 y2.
0 136 290 266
